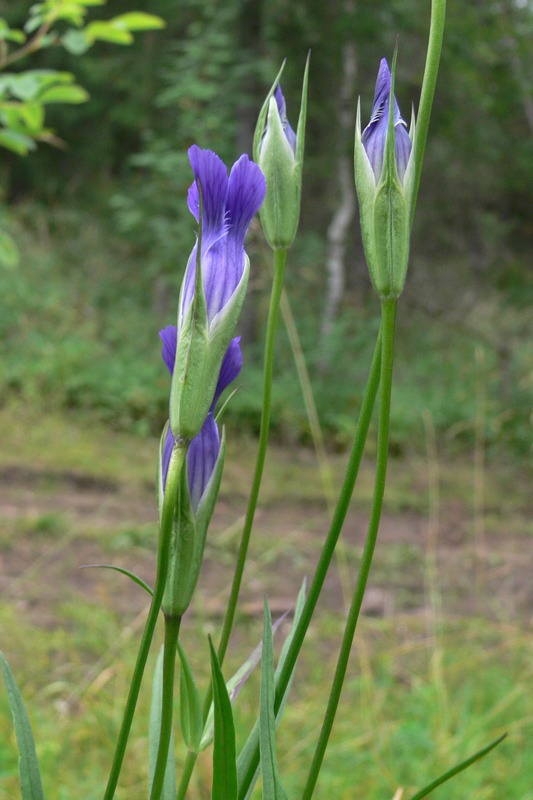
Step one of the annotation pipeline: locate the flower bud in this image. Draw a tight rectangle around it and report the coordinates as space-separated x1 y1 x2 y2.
253 58 309 249
169 146 265 441
159 334 242 616
354 58 416 299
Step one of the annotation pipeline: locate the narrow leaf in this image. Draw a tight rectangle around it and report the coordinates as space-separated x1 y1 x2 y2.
79 565 153 596
407 733 507 800
200 613 288 752
1 653 45 800
209 637 238 800
177 640 203 753
237 579 307 798
149 648 176 800
259 599 288 800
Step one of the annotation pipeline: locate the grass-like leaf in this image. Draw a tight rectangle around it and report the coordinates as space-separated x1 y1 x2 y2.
209 637 238 800
79 564 153 596
148 647 176 800
1 652 45 800
408 733 507 800
237 578 306 799
259 599 289 800
177 640 203 753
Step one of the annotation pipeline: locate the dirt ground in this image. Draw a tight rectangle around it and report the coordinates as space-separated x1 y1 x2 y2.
1 451 532 631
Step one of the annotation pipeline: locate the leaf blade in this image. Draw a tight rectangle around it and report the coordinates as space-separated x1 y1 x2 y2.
259 599 288 800
1 653 45 800
407 733 507 800
209 638 238 800
177 640 203 753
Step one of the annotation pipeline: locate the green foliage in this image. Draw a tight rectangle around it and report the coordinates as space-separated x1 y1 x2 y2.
1 653 45 800
259 600 289 800
177 640 203 754
209 638 238 800
149 647 176 800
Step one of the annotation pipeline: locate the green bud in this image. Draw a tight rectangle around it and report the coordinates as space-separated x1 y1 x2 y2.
169 249 249 442
253 56 309 250
162 428 226 618
354 55 417 299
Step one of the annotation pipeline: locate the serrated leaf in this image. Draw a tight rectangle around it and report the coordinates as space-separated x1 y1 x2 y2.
61 29 90 55
259 599 288 800
0 129 36 155
177 640 203 753
84 21 133 45
0 231 20 269
407 734 507 800
39 85 88 104
209 638 238 800
1 653 45 800
109 12 165 31
149 648 176 800
78 565 153 596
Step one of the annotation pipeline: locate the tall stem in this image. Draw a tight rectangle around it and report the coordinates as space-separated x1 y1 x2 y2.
173 248 288 800
300 299 397 800
150 615 182 800
176 749 197 800
237 326 383 800
216 246 288 666
103 443 187 800
411 0 446 221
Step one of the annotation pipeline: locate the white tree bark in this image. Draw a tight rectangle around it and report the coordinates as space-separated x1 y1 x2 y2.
321 37 357 341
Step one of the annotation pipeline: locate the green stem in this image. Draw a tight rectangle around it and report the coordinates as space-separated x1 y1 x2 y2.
174 248 288 800
176 749 197 800
300 299 397 800
217 246 288 666
103 443 187 800
150 615 182 800
411 0 446 222
237 325 383 800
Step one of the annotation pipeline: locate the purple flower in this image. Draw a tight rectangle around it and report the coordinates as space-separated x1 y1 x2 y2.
273 85 297 154
181 146 266 328
160 326 242 511
361 59 412 183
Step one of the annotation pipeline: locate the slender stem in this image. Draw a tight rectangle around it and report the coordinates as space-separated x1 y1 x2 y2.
411 0 446 221
103 443 187 800
174 248 288 800
237 326 383 800
300 299 397 800
176 749 197 800
1 20 53 67
217 246 288 666
150 614 182 800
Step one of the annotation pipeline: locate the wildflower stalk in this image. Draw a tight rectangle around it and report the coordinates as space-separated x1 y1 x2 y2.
149 614 182 800
216 246 288 667
411 0 446 220
103 443 188 800
300 298 396 800
237 326 383 800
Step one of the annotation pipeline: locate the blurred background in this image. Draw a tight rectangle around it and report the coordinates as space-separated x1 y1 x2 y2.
0 1 532 798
